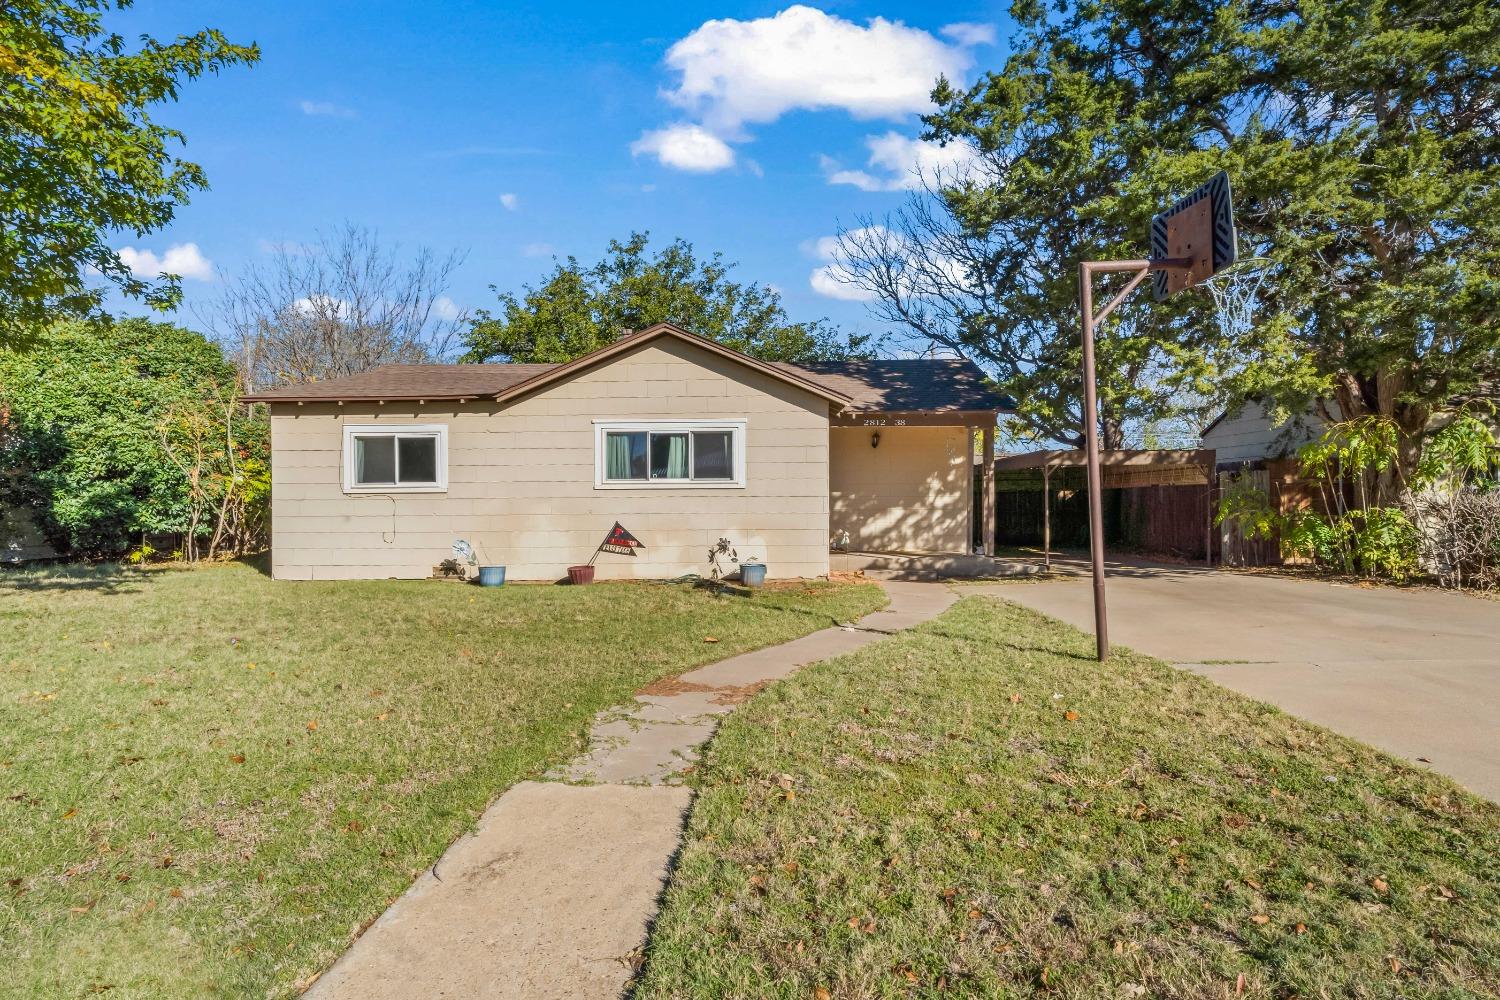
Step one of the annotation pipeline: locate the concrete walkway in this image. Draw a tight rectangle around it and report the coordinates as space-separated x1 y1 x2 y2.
974 559 1500 800
306 580 956 1000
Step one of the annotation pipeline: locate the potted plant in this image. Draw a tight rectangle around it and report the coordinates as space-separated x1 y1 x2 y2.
739 556 766 587
454 540 505 587
567 563 595 585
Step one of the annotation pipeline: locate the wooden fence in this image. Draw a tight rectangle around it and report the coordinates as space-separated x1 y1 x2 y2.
987 466 1215 561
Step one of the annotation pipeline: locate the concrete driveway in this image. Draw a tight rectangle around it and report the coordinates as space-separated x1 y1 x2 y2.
974 561 1500 800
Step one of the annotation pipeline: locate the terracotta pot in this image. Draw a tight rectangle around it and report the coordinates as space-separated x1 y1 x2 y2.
567 564 595 585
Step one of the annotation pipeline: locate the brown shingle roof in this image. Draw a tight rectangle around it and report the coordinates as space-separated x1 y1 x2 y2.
240 363 558 402
241 330 1011 415
775 358 1011 413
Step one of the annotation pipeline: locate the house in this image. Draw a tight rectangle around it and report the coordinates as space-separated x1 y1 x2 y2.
242 323 1011 581
1199 399 1341 469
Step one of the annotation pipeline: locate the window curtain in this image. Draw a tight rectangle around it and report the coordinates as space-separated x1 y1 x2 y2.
606 433 634 480
663 433 688 478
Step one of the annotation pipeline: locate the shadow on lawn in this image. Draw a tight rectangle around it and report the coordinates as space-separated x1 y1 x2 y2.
0 561 148 595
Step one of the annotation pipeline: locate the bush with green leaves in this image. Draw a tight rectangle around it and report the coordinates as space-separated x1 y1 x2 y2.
1216 414 1497 582
0 317 268 558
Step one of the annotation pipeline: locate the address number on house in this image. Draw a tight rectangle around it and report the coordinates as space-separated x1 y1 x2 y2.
861 418 907 426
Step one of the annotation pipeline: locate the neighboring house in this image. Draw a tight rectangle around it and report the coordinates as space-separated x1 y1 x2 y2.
1199 399 1341 469
242 323 1010 581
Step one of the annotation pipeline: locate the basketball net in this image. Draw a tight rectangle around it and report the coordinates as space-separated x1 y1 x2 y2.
1197 256 1271 340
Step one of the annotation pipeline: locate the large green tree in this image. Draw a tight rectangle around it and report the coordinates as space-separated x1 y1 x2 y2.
462 232 869 364
0 1 258 347
845 0 1500 463
0 317 267 557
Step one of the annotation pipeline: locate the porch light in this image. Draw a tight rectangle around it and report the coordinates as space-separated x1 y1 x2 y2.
870 431 880 449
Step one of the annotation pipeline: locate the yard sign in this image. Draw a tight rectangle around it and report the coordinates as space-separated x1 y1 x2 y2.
599 522 644 556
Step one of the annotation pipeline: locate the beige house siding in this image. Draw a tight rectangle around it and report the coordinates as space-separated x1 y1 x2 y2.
829 425 972 554
267 338 831 581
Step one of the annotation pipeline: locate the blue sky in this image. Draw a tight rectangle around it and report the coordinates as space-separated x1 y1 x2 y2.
113 1 1015 346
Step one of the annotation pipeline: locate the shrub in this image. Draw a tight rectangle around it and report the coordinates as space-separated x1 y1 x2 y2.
1217 412 1494 585
0 317 268 558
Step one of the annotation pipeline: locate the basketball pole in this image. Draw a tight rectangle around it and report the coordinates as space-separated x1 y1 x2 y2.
1078 258 1191 663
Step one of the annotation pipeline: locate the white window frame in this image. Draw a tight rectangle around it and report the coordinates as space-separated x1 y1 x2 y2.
593 419 747 489
342 424 448 494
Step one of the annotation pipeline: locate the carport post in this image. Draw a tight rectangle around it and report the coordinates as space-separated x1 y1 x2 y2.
981 423 996 557
1042 464 1052 569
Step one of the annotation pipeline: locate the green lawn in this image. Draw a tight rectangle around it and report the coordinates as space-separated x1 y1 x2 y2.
0 562 885 999
636 597 1500 999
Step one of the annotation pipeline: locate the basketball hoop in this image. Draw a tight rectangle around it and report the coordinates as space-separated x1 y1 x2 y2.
1075 169 1239 662
1198 256 1271 340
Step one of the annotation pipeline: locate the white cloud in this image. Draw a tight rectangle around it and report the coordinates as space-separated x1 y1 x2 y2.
521 242 555 258
116 242 214 282
810 265 877 301
499 192 519 210
299 99 356 119
631 123 736 172
940 22 998 47
432 296 462 321
289 294 350 318
806 227 885 302
660 6 978 134
822 131 980 191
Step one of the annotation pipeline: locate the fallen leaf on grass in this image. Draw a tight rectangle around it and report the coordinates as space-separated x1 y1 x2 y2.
228 754 246 764
61 808 77 820
703 636 720 643
814 989 832 1000
345 820 365 833
69 898 98 914
1063 710 1079 722
1295 922 1308 934
306 720 318 732
1388 956 1402 974
374 712 390 722
1010 693 1022 703
1373 877 1389 893
169 888 183 898
1250 914 1270 925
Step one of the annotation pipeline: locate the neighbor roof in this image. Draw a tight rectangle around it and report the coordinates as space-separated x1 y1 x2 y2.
241 323 1011 414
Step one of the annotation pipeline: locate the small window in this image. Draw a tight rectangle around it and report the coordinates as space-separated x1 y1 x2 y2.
595 420 745 488
343 424 447 492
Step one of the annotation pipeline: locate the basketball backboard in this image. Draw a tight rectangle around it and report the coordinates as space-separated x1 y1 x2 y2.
1150 170 1237 300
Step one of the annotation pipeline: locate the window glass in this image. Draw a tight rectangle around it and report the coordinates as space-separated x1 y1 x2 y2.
397 436 438 483
692 430 733 479
605 431 648 480
354 435 396 485
650 432 690 479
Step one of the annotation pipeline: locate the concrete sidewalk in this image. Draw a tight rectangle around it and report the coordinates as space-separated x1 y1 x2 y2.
306 580 956 1000
975 562 1500 800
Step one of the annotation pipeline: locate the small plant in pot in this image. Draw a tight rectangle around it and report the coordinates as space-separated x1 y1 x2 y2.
739 556 766 588
454 539 505 587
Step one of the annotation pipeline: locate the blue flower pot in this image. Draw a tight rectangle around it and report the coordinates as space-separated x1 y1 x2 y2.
740 563 767 587
477 565 506 587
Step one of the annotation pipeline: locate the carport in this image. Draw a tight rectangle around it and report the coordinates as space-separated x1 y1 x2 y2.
992 448 1216 566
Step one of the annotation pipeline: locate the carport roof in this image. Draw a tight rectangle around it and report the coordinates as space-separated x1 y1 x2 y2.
993 448 1215 471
